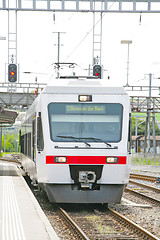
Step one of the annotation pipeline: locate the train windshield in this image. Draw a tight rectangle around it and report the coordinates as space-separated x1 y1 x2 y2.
48 103 123 143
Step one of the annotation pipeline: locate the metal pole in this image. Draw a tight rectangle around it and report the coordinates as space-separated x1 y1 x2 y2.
8 3 9 64
100 12 102 66
4 127 5 152
135 116 138 136
152 112 156 156
0 127 2 153
144 115 148 157
147 105 150 154
149 73 152 99
17 127 19 152
92 10 95 66
57 32 60 78
152 97 156 156
121 40 132 86
126 42 130 86
16 6 17 65
147 73 152 153
53 32 65 78
92 5 103 66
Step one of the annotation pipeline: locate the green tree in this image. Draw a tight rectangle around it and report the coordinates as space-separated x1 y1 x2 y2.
2 134 18 152
132 117 160 136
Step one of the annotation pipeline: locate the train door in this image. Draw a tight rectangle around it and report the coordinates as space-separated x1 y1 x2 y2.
32 117 36 161
36 112 45 181
37 112 44 152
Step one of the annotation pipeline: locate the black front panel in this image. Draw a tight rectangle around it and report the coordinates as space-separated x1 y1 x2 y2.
69 165 103 183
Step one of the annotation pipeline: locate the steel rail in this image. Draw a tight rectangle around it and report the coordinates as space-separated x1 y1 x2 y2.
125 187 160 206
126 179 160 206
130 173 156 182
129 179 160 193
108 208 160 240
59 207 90 240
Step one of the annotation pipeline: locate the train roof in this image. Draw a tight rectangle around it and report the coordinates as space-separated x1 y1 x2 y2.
42 78 128 95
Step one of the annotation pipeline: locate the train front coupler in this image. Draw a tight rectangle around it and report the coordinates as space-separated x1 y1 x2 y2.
78 171 96 190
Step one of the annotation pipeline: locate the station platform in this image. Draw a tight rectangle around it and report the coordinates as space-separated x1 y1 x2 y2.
0 161 59 240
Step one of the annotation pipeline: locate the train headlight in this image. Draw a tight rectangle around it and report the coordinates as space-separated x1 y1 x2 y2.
78 95 92 102
106 157 119 163
54 156 67 163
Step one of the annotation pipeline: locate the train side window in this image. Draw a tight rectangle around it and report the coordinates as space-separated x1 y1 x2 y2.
32 118 36 160
24 134 27 155
128 113 132 153
37 112 44 152
20 134 24 154
28 132 31 158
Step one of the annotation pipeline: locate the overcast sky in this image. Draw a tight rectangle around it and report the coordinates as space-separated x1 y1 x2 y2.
1 5 160 95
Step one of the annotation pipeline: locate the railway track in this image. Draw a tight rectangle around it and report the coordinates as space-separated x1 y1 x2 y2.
31 187 160 240
130 173 157 182
126 180 160 207
58 204 159 240
28 170 160 239
57 174 160 239
107 207 159 240
128 173 160 206
58 206 90 240
129 179 160 193
125 187 160 207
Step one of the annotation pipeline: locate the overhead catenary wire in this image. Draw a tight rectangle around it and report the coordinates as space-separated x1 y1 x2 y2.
63 1 117 62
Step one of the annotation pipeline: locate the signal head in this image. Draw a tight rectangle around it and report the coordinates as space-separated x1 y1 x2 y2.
93 64 102 79
8 64 17 82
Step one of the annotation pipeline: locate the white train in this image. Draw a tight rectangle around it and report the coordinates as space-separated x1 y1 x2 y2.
20 77 131 203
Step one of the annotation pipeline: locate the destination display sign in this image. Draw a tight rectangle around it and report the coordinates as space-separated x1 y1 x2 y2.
66 104 105 114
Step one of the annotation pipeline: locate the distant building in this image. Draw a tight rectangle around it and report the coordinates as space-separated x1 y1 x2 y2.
131 136 160 153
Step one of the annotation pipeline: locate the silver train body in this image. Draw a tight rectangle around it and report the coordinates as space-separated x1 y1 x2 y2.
20 78 131 203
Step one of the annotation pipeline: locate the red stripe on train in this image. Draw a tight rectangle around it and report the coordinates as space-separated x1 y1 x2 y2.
46 156 126 164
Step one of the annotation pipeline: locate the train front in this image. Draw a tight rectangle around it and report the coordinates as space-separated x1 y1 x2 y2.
38 79 131 203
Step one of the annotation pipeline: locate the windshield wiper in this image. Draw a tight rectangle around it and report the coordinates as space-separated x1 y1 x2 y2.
56 135 91 147
57 135 78 141
83 142 91 147
80 137 118 149
56 136 118 149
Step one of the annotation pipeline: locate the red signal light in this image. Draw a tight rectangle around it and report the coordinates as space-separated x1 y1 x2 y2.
93 65 101 78
10 71 15 76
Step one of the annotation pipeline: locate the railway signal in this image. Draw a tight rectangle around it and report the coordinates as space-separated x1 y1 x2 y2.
93 64 102 79
8 64 17 82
